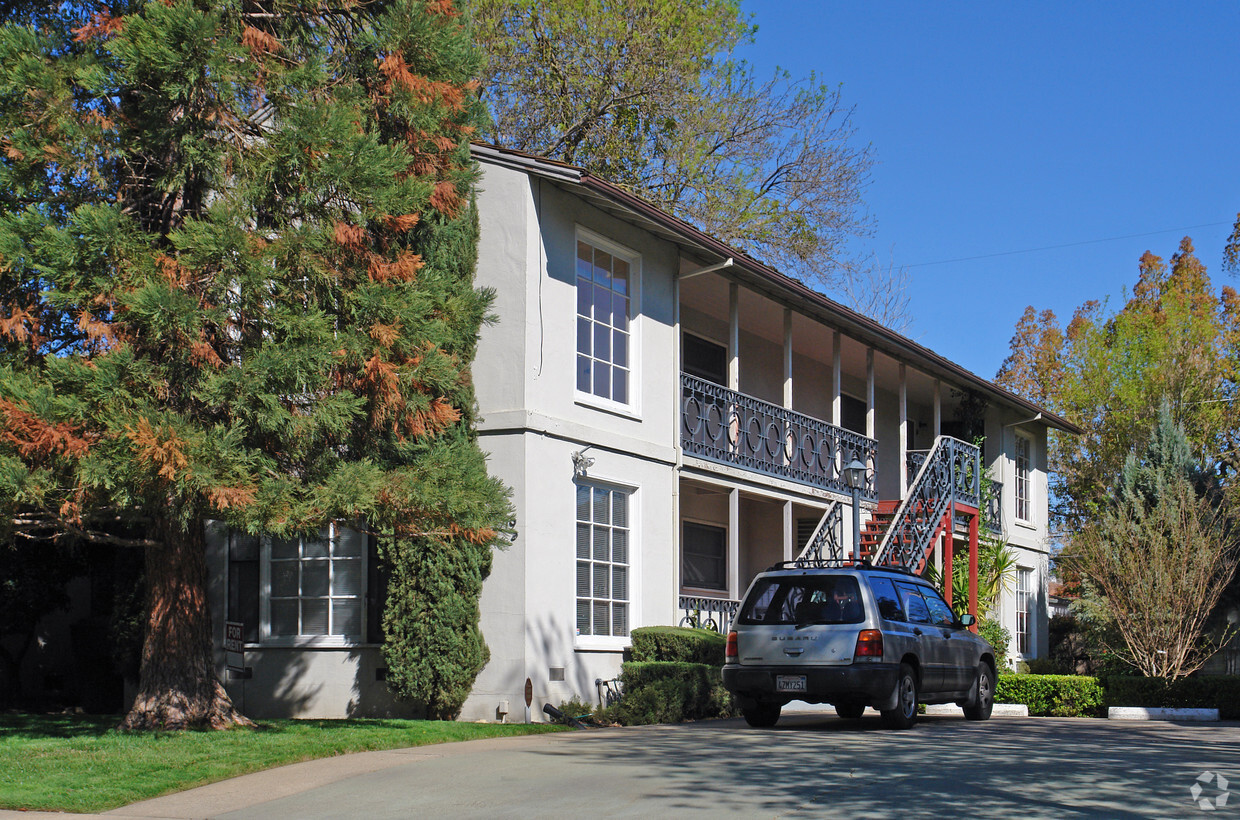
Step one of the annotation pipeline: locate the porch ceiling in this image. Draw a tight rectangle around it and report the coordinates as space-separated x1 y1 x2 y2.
680 271 962 412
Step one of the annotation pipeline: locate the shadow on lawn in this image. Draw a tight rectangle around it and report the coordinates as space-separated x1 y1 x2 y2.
0 712 116 738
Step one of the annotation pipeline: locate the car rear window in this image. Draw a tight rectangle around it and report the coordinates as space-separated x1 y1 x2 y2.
737 575 865 625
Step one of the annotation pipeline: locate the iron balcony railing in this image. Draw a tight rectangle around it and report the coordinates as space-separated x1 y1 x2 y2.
877 436 981 571
907 451 1002 534
677 595 740 634
680 374 878 499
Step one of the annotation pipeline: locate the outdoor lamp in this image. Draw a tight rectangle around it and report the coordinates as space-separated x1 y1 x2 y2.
843 457 867 490
844 457 867 561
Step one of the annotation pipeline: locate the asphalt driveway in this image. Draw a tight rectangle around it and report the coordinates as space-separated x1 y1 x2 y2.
9 712 1238 819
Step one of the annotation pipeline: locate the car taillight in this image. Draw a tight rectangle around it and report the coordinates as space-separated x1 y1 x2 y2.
854 629 883 659
726 631 738 662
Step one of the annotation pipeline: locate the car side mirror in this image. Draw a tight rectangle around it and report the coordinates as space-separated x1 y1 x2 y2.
957 613 976 627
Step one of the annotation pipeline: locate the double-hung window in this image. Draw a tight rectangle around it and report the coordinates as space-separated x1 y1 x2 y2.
575 482 630 638
1014 434 1031 523
576 234 636 407
1016 568 1032 655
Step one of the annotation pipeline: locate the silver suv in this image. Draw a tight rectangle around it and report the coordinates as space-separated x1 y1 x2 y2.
722 562 997 729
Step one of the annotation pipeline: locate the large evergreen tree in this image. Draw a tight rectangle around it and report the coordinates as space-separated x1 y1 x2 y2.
0 0 510 728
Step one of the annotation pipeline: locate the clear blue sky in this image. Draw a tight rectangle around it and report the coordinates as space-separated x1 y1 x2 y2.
737 1 1240 381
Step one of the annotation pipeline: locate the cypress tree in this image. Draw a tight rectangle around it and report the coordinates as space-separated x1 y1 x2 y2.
0 0 509 728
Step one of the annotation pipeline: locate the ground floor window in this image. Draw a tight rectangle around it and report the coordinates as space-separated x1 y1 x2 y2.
682 521 727 592
1016 567 1032 654
226 523 377 645
576 482 630 638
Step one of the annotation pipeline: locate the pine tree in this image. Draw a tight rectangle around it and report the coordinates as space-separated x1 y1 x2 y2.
0 0 510 728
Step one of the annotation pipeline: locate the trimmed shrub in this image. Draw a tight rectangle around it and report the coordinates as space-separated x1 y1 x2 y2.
1102 676 1240 719
996 674 1105 717
612 661 736 725
628 626 726 665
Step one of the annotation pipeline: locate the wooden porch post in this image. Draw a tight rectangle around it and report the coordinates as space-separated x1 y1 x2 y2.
832 331 842 428
967 510 979 633
942 515 953 608
728 488 740 600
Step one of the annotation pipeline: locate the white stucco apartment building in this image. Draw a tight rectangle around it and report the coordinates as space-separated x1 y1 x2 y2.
205 145 1077 720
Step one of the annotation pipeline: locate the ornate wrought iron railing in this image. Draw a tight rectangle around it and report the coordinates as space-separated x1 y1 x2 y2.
677 595 740 633
986 480 1003 533
874 436 980 572
793 501 844 563
680 374 877 499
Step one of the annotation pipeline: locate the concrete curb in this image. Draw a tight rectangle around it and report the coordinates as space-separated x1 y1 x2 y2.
1108 707 1219 721
925 703 1029 717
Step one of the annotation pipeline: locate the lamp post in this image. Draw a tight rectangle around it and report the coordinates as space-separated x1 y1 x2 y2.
844 456 868 562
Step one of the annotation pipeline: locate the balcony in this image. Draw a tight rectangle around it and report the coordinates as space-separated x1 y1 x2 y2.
680 373 877 499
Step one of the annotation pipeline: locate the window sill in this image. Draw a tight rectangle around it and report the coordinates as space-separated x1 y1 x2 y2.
573 636 630 653
1014 519 1037 531
574 394 642 422
244 638 370 650
680 587 732 598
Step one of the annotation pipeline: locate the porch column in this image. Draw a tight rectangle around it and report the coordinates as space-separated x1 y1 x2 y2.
941 517 952 607
967 511 979 632
865 348 875 439
899 363 908 497
728 283 739 391
933 379 942 438
728 488 740 600
832 331 842 427
782 308 793 409
782 500 794 562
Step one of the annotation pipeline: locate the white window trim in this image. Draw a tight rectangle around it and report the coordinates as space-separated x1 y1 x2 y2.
258 522 368 649
574 474 639 652
679 516 729 596
573 227 642 419
1013 432 1034 527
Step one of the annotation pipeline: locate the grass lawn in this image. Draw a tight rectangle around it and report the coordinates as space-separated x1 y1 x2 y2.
0 712 564 814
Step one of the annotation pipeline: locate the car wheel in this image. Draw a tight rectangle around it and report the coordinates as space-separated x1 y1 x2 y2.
742 702 781 728
963 663 995 721
835 701 865 720
881 663 918 730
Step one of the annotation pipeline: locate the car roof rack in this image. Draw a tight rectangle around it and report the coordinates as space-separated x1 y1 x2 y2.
764 558 921 579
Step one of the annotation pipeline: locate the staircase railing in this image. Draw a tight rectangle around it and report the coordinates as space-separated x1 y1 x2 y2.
793 501 844 564
873 436 980 572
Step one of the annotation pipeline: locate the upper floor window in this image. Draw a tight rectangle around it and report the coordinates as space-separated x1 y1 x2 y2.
841 394 867 436
682 333 726 385
576 234 636 406
1015 434 1031 522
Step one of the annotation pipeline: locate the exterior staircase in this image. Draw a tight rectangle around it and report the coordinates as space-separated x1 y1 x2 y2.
869 435 981 576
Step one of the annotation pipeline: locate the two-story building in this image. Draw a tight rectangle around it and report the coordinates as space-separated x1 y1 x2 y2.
198 145 1076 720
454 145 1078 721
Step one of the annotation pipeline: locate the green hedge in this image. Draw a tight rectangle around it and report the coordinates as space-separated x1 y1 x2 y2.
611 661 736 725
996 674 1105 717
1102 676 1240 719
628 626 725 665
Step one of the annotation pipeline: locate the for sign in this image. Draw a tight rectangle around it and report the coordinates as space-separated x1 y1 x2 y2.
224 621 245 673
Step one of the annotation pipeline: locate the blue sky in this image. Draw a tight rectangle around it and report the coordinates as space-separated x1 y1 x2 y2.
737 1 1240 381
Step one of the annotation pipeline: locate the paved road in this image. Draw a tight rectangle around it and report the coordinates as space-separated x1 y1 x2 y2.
8 713 1239 819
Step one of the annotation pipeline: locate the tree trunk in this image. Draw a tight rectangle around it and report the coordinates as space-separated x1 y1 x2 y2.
119 518 252 730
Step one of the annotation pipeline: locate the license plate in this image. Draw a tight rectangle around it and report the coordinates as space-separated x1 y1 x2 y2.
776 675 807 693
